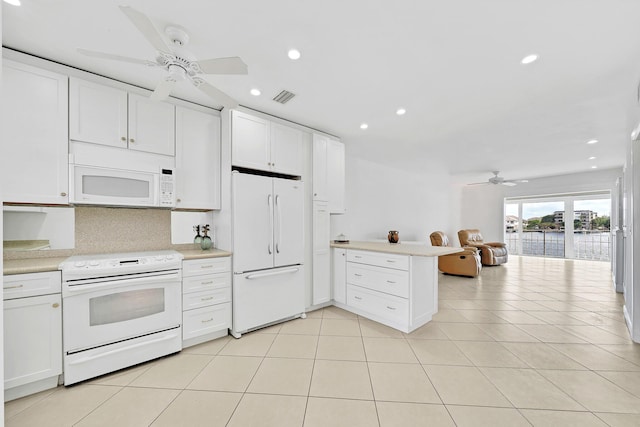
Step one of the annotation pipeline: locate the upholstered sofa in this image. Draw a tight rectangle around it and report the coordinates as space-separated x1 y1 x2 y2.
430 231 482 277
457 229 508 266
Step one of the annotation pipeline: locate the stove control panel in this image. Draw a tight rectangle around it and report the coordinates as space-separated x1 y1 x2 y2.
61 251 182 274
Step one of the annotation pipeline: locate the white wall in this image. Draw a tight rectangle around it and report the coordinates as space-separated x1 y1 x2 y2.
460 168 622 243
331 147 460 245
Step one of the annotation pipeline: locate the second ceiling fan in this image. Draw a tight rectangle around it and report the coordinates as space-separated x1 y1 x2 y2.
78 6 247 109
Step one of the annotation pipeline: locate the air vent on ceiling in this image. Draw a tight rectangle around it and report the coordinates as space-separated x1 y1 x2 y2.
273 90 296 104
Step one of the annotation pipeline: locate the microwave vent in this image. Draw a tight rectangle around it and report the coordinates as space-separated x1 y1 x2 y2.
273 90 296 104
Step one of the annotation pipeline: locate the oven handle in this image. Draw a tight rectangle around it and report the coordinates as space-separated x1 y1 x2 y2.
64 272 181 294
67 331 180 365
245 267 299 280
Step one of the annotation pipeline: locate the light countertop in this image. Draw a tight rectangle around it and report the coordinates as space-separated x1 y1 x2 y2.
330 240 463 257
3 248 232 275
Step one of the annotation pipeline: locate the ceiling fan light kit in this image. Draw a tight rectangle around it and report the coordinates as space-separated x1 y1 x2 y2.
77 6 247 109
468 171 528 186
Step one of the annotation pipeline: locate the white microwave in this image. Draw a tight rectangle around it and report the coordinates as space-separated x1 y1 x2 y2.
70 164 175 208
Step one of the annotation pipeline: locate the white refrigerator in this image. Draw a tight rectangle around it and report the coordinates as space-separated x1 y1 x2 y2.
231 171 305 337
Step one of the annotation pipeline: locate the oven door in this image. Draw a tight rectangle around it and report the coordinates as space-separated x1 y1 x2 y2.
63 272 181 353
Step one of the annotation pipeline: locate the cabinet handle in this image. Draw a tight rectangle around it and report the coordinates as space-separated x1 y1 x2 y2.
354 273 363 277
386 280 396 284
354 296 362 300
386 306 397 311
176 198 181 203
3 284 24 290
201 318 214 323
201 297 214 301
60 192 67 197
386 260 396 263
201 281 214 285
129 138 135 143
121 137 126 141
200 265 213 269
355 256 362 259
52 303 60 308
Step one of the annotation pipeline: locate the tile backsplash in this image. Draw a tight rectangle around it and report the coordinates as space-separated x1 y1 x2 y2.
4 206 195 260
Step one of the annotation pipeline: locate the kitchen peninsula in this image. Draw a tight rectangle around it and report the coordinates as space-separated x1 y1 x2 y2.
330 241 462 333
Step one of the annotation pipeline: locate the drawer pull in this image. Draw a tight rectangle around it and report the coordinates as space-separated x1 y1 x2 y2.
386 280 396 284
200 281 214 285
354 256 362 259
354 296 363 300
3 284 24 290
354 273 363 277
52 303 60 308
201 297 214 301
386 260 396 263
201 318 214 323
386 306 397 311
200 265 214 269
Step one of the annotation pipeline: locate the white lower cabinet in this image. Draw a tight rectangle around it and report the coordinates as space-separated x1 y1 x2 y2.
312 201 331 305
334 249 437 333
3 272 62 401
182 257 232 348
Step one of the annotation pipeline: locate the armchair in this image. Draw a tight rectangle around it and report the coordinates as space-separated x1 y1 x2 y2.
429 231 481 277
457 229 508 266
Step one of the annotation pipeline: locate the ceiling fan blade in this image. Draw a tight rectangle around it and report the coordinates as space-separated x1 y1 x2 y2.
77 48 158 67
195 80 238 109
194 57 248 75
502 182 517 187
119 6 171 53
149 78 176 101
467 182 490 186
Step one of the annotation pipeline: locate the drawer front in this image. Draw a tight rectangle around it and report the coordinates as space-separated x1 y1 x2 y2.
346 263 409 298
3 271 61 300
183 287 231 311
183 257 231 277
183 302 231 341
347 285 408 325
347 250 409 271
183 272 231 294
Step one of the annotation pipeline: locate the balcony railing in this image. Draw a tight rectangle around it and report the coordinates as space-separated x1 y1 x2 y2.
505 230 610 261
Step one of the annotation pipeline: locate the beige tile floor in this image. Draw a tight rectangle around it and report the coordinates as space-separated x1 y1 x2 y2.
6 255 640 426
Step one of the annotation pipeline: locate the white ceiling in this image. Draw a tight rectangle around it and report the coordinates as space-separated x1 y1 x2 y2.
4 0 640 184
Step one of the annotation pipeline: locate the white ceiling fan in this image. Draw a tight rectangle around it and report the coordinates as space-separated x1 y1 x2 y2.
468 171 529 187
78 6 247 109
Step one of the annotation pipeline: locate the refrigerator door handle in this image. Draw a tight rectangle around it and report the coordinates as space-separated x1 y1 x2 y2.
245 267 299 280
268 194 273 255
275 195 281 253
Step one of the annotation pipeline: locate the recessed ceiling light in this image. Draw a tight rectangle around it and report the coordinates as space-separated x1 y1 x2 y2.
588 156 596 160
521 54 538 64
396 108 406 116
287 49 301 60
587 139 598 144
3 0 21 5
591 165 598 169
360 123 368 130
250 88 261 96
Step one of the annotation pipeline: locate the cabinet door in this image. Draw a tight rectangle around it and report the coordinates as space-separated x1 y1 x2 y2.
327 139 345 213
2 61 69 204
332 249 347 304
4 294 62 390
175 107 221 209
231 111 270 172
128 93 176 156
271 122 303 176
69 77 128 149
312 134 328 201
312 201 331 305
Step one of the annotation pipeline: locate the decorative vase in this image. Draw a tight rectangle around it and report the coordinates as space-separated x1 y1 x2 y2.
193 225 202 245
200 224 213 250
388 230 399 244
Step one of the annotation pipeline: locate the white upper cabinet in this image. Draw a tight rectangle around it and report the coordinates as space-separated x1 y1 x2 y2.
270 122 303 176
232 110 303 175
69 77 175 156
175 106 221 210
69 78 128 149
312 134 329 201
128 93 176 156
327 139 345 213
1 60 69 204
